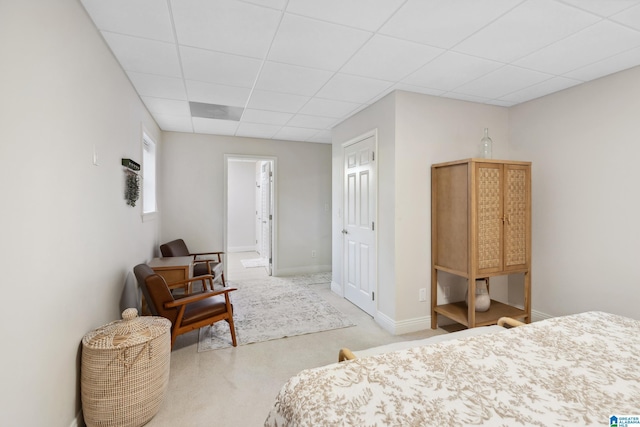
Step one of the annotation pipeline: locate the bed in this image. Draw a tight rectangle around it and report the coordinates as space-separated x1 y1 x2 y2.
264 311 640 426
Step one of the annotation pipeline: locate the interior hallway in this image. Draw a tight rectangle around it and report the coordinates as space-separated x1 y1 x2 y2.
145 252 448 426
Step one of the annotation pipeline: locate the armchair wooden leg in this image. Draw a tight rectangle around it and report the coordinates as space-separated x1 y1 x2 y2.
227 318 237 346
220 272 226 287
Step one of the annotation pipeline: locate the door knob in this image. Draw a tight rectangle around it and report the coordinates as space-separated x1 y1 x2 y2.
341 229 348 234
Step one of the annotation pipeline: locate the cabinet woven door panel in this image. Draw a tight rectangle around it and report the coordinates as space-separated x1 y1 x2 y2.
504 165 529 269
477 164 503 272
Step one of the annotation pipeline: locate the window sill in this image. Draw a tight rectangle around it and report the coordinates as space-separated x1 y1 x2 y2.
142 211 158 222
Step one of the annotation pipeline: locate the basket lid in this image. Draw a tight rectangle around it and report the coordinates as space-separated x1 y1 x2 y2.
82 308 171 350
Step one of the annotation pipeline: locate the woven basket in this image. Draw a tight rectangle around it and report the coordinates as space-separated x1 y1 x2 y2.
81 308 171 427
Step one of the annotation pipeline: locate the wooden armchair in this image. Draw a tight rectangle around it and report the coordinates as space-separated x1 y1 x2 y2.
160 239 226 287
133 264 237 349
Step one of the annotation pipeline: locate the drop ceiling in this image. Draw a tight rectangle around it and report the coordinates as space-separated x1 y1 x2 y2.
80 0 640 143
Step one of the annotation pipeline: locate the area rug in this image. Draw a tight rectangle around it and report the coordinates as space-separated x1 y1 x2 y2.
240 258 268 268
198 273 354 351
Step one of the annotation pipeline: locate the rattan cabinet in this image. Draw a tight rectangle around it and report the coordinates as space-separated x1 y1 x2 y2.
431 158 531 328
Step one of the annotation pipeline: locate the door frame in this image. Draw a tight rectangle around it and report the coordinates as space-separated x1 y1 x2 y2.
341 129 378 315
223 154 278 277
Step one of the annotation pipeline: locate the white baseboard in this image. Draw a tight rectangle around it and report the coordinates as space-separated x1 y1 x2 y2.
70 410 84 427
330 280 343 296
375 312 432 335
373 308 554 336
531 308 553 322
275 265 331 276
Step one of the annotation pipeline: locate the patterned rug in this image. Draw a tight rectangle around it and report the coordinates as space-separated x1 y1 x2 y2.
198 272 354 351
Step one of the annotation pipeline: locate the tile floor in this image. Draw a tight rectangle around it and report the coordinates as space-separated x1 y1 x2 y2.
145 252 449 426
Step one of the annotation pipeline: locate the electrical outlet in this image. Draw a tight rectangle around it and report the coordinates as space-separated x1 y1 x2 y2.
311 250 316 258
444 285 451 299
419 288 427 302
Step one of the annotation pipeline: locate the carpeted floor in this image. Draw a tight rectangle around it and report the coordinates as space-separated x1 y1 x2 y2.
198 273 354 351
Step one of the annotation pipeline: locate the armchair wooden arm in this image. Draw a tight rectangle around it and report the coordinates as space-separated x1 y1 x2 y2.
191 251 225 257
164 288 236 308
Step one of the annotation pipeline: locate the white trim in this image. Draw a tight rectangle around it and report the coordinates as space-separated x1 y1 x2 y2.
374 308 555 336
141 125 158 216
531 309 553 322
331 280 343 296
276 265 331 276
224 154 278 275
69 410 84 427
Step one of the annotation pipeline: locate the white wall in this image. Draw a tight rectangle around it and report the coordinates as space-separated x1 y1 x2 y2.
509 66 640 320
0 1 162 425
227 160 257 252
394 92 510 327
332 92 397 317
160 133 332 276
332 91 510 333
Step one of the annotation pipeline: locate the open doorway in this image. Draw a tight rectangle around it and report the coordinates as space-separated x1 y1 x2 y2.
224 155 276 280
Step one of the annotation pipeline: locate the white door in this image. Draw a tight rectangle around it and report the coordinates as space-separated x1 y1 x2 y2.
343 135 376 316
260 161 273 275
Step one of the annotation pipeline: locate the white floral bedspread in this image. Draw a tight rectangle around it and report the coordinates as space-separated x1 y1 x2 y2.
265 312 640 426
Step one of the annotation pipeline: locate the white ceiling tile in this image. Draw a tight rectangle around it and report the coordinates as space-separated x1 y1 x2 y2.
268 14 371 71
287 114 337 130
611 3 640 31
236 122 282 139
499 76 582 103
180 46 262 88
80 0 174 42
242 0 287 10
564 46 640 81
308 130 332 143
454 65 551 98
560 0 640 17
102 32 181 77
153 114 194 133
453 0 600 62
81 0 640 141
379 0 522 48
486 99 516 107
142 97 191 116
286 0 405 31
247 90 310 113
403 51 503 92
241 109 293 125
274 127 319 141
127 72 187 100
515 20 640 74
185 80 251 107
442 92 494 104
297 98 362 118
316 73 393 103
341 35 444 81
254 62 333 96
192 117 239 135
171 0 282 58
392 83 445 97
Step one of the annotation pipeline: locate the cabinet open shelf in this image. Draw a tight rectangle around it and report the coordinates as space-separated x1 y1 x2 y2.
434 300 527 328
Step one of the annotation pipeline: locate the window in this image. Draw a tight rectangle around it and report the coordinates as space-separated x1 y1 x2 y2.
142 132 157 216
